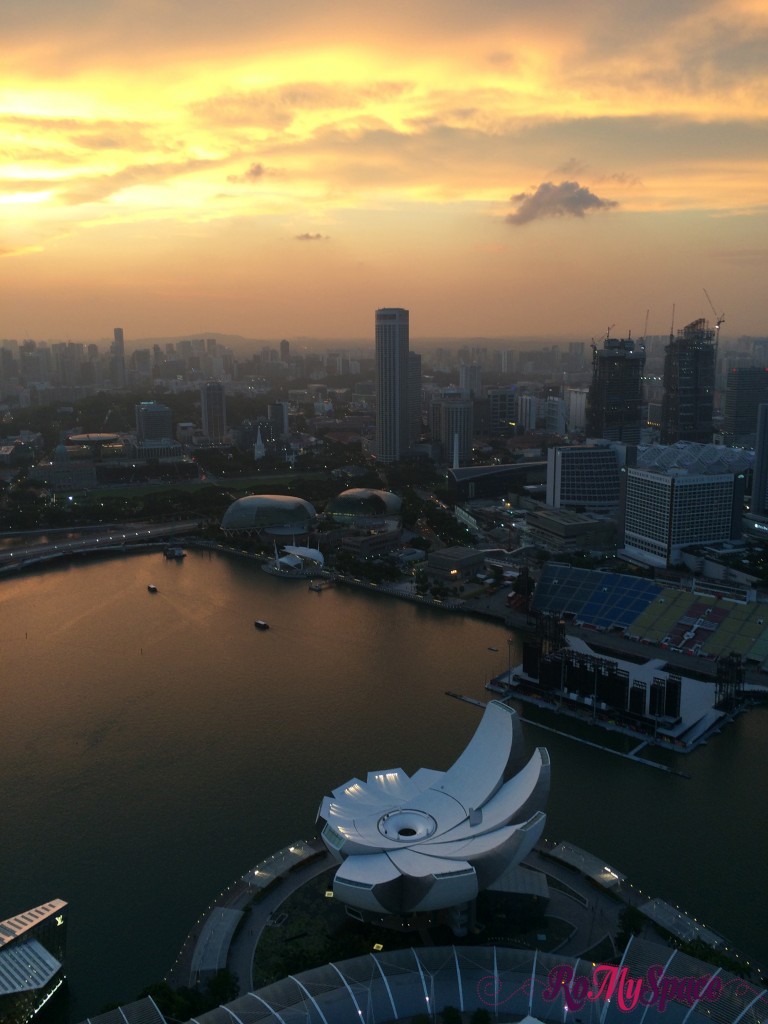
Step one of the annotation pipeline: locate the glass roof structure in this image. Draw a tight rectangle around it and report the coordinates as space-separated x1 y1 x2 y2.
188 941 768 1024
532 564 662 629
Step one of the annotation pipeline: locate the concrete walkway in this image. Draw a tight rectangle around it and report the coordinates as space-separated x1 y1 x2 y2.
165 839 333 993
167 836 645 999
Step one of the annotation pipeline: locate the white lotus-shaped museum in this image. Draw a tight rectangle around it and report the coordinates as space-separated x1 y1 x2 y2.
318 701 549 916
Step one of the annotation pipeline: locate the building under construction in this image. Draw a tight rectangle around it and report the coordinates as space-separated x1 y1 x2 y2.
585 337 646 443
661 318 717 444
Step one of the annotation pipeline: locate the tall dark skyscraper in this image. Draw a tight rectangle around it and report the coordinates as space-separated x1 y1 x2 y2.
407 350 422 443
751 403 768 518
200 381 227 443
374 307 409 463
110 326 126 388
660 318 716 444
722 366 768 445
585 337 645 442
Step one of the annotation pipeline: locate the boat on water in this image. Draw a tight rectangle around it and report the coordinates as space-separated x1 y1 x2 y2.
254 619 269 631
164 546 186 559
147 584 158 593
308 579 333 591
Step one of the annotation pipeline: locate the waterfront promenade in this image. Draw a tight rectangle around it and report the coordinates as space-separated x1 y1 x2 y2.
165 833 761 1003
165 838 334 993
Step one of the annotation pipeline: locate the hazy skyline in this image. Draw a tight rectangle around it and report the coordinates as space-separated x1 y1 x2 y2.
2 0 767 342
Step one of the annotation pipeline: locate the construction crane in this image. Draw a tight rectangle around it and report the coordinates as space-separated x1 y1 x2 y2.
703 288 725 335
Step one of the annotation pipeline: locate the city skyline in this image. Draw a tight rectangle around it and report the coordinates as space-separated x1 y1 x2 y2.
2 0 767 342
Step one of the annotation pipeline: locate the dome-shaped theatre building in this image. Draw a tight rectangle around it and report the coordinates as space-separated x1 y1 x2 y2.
326 487 402 524
220 494 316 540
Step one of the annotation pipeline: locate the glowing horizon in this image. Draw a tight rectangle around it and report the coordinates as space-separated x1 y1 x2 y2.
2 0 767 342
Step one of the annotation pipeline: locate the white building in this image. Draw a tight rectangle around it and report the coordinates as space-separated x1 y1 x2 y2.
566 388 589 433
621 466 744 568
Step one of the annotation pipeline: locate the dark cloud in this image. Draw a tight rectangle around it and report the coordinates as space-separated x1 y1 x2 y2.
227 163 265 183
507 180 618 225
295 232 328 241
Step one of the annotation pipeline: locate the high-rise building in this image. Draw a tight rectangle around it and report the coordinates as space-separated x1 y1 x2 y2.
459 362 482 398
407 351 422 442
566 388 589 434
267 401 290 440
374 307 409 463
487 387 517 435
660 319 716 444
110 327 126 388
433 397 473 466
135 401 173 442
200 381 227 443
722 367 768 445
585 337 645 443
751 404 768 518
280 339 290 363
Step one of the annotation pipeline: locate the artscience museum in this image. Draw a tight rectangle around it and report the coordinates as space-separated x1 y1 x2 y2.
317 701 550 929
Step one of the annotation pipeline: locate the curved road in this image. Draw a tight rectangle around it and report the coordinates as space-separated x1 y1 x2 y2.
0 520 202 571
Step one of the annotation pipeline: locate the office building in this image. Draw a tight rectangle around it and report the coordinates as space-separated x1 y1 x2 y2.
661 319 716 444
0 899 68 1023
722 366 768 445
459 362 482 398
566 388 589 433
486 387 517 435
518 394 538 432
586 337 645 443
110 327 126 388
433 397 473 466
267 402 290 440
751 403 768 517
546 444 622 511
407 351 422 442
135 401 172 442
374 307 409 462
544 395 566 435
200 382 227 443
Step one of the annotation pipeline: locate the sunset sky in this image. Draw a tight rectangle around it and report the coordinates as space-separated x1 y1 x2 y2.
2 0 767 344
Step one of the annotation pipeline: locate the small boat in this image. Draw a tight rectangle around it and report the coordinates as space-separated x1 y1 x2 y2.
164 546 186 559
487 646 499 652
147 584 158 593
254 619 269 631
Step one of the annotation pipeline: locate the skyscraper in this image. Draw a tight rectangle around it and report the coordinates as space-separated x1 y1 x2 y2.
110 326 126 388
585 337 645 442
722 366 768 445
374 307 409 463
135 401 173 441
407 351 422 442
434 397 473 466
751 403 768 518
200 381 227 443
660 319 716 444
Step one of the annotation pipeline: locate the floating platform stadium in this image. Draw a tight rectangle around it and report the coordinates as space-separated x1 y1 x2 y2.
530 563 768 670
492 635 729 752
